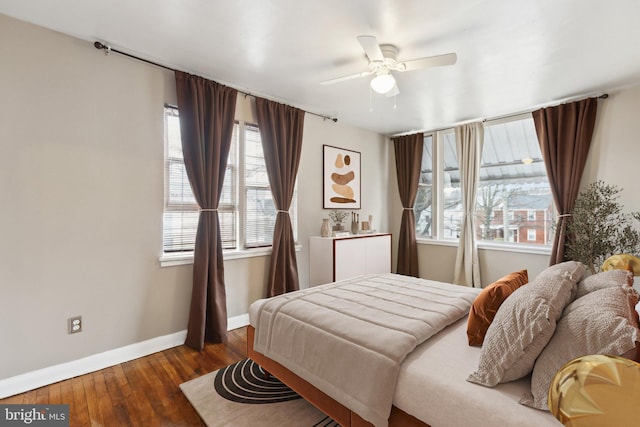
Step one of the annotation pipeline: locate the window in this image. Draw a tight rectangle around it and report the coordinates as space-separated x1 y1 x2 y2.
416 114 554 249
163 106 236 253
476 115 553 246
243 124 297 247
415 135 433 237
163 107 200 253
162 107 296 259
527 229 537 241
415 130 460 240
440 130 461 239
244 124 273 247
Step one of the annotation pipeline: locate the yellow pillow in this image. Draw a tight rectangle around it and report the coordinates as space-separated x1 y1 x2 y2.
548 355 640 426
602 254 640 275
466 270 528 346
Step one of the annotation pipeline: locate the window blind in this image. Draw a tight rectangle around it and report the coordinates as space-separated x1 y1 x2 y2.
243 124 297 248
244 125 275 248
162 107 236 252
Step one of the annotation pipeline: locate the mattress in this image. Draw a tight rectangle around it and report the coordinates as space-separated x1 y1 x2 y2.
394 318 560 426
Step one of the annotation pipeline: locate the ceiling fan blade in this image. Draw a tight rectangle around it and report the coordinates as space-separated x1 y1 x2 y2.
400 53 457 72
320 70 373 85
357 35 384 62
385 84 400 98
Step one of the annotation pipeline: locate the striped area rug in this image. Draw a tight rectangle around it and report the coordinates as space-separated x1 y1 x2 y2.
180 359 338 427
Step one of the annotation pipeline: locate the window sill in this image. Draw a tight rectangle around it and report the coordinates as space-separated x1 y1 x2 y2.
477 241 551 255
159 244 303 267
416 237 459 247
416 237 551 256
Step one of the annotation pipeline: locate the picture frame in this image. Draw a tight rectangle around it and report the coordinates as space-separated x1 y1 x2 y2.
323 144 361 209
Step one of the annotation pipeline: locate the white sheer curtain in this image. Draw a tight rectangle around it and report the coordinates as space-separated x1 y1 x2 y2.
454 122 484 287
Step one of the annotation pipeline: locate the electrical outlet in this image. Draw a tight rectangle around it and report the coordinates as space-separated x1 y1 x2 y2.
68 316 82 334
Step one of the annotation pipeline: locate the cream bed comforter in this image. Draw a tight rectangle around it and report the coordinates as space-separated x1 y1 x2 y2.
252 273 480 427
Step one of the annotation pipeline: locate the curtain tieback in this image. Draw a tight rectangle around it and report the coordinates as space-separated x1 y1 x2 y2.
402 207 414 210
557 213 572 218
200 208 218 212
276 210 289 214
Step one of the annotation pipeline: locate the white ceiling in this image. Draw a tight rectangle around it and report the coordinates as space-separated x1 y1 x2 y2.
2 0 640 136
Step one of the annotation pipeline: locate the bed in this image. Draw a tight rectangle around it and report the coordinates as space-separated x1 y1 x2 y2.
247 272 564 427
247 264 640 426
247 319 561 427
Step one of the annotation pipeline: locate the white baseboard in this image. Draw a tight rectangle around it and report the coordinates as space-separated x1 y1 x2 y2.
228 313 250 331
0 313 250 399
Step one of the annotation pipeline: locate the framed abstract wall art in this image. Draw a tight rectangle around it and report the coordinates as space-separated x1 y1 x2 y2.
323 145 361 209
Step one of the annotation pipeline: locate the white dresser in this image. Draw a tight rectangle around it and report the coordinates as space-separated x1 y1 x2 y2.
308 233 392 286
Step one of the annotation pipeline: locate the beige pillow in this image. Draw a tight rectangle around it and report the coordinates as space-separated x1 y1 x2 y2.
521 285 640 410
467 261 585 386
467 270 528 346
575 269 633 299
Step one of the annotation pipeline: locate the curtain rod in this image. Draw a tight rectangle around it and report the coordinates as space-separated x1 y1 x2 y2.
480 93 609 124
391 93 609 138
93 41 338 123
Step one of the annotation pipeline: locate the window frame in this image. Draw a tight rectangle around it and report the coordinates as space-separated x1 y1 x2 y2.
415 128 462 241
160 111 299 267
415 134 434 239
243 122 278 249
415 113 553 256
162 106 200 255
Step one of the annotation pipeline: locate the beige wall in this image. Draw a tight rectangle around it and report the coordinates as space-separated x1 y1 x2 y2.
414 243 550 285
582 85 640 211
0 14 388 380
297 114 390 288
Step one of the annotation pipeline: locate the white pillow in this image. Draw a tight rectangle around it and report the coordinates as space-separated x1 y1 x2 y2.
467 261 585 386
521 285 640 410
575 269 632 299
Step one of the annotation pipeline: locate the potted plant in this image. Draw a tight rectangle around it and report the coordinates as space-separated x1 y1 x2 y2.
328 210 348 232
565 180 640 273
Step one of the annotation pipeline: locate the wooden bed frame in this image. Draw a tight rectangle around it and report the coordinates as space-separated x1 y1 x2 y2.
247 325 429 427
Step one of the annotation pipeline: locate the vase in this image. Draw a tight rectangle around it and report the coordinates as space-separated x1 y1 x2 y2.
321 218 332 237
351 221 359 235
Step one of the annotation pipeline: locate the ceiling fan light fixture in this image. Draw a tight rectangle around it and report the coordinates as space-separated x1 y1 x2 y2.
370 73 395 94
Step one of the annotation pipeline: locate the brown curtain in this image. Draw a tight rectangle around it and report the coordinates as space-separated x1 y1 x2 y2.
393 133 424 277
255 98 305 297
532 97 598 265
175 71 237 349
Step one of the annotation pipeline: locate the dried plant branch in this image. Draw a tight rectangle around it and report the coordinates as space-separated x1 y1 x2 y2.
565 180 640 273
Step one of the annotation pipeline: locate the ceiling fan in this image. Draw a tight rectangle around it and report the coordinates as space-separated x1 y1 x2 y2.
321 35 457 96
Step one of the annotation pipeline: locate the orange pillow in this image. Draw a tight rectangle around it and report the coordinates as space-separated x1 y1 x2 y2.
467 269 528 346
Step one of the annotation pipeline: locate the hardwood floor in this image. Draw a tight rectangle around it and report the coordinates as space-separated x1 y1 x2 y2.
0 327 248 427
